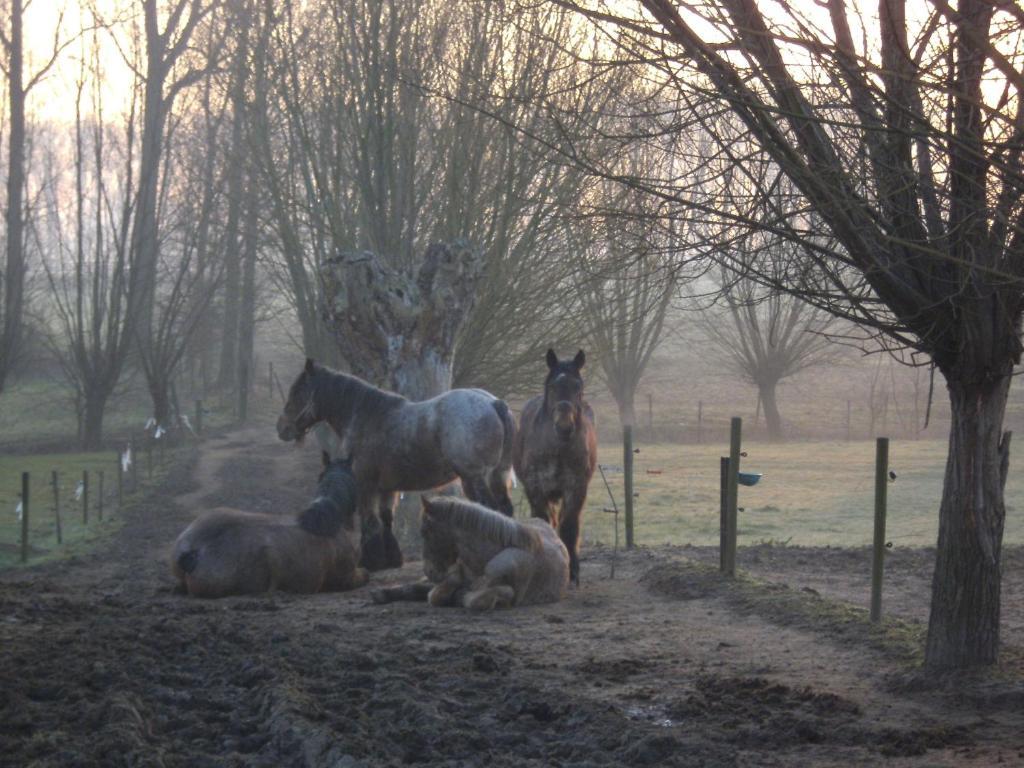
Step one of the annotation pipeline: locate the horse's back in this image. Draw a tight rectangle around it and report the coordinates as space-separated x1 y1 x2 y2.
434 388 506 469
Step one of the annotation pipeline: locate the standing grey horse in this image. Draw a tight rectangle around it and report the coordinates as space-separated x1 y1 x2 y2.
276 359 516 570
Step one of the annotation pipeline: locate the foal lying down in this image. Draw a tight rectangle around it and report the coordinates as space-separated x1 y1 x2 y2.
172 457 368 597
374 496 569 610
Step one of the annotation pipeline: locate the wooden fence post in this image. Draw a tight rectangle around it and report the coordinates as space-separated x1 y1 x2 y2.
647 394 654 442
624 424 635 549
269 362 274 398
195 399 203 435
82 470 89 524
697 401 703 444
870 437 889 622
131 437 139 492
719 456 729 573
147 443 153 480
98 471 105 521
846 400 852 442
20 472 29 563
117 452 123 507
723 416 742 577
52 470 61 545
239 362 249 422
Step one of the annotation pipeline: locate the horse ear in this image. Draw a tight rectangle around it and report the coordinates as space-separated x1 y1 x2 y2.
573 349 586 370
420 495 432 514
546 348 558 370
305 357 316 374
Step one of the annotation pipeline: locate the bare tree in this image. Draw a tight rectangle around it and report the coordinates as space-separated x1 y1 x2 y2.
573 181 688 429
0 1 69 391
110 0 221 421
561 0 1024 668
254 0 616 397
700 239 835 442
39 32 136 448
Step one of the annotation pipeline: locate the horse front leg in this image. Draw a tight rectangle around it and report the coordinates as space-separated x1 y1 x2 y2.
375 491 403 569
356 488 388 572
560 490 586 587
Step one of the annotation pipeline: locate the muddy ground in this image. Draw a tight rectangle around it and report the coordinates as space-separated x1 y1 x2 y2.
2 423 1023 767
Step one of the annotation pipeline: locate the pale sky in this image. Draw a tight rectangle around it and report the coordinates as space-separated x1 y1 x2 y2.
23 0 135 123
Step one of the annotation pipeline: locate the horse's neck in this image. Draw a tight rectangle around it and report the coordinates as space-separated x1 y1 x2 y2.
317 371 403 434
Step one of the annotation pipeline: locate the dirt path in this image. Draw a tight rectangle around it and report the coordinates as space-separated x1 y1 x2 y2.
1 421 1023 767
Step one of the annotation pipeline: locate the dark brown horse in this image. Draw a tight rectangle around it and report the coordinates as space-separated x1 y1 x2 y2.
512 349 597 585
276 359 516 571
172 455 368 597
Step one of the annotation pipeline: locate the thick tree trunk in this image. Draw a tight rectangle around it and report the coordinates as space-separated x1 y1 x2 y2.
81 390 109 451
0 0 25 393
759 379 784 442
150 381 172 429
925 377 1011 668
616 393 636 429
321 241 484 400
238 191 258 398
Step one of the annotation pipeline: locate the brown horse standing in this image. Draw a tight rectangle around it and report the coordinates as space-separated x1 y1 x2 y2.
512 349 597 585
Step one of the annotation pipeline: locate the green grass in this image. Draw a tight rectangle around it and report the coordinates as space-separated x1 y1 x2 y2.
513 439 1024 549
0 447 179 568
0 375 243 450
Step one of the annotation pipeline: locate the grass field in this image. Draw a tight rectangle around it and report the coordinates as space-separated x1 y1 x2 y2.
0 447 180 568
513 438 1024 549
0 376 241 451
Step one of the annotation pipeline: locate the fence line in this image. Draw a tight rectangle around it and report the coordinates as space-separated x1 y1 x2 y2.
6 436 183 565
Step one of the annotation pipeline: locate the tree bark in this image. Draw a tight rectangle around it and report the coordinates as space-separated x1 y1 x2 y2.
149 380 173 429
81 389 110 451
0 0 25 392
616 392 636 429
925 377 1011 668
321 241 484 401
237 187 258 397
759 379 783 442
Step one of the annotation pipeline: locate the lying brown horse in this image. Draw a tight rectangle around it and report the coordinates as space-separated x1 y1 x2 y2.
373 495 569 610
172 456 368 597
276 359 516 572
512 349 597 585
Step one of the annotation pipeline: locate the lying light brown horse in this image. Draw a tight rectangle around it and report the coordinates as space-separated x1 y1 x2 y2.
172 456 368 597
373 495 569 610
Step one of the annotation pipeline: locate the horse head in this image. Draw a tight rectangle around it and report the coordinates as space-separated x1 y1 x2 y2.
277 358 320 442
543 348 586 441
420 497 458 583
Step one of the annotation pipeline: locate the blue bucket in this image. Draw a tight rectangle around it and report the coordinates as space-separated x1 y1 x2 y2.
737 471 762 487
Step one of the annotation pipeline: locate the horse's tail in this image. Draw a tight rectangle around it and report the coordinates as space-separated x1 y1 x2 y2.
490 399 517 517
492 399 516 474
298 498 343 538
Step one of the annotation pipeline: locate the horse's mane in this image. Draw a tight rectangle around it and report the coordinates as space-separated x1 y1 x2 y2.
310 364 405 428
428 497 540 551
297 460 358 538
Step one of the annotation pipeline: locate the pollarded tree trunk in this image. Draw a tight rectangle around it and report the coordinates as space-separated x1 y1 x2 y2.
925 376 1011 668
759 379 783 442
149 381 173 431
81 389 110 451
616 395 636 429
320 241 484 401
